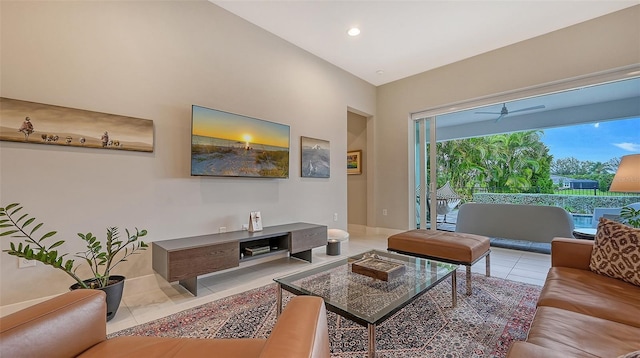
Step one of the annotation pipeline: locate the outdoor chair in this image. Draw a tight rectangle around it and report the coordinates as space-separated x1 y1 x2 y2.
591 202 640 227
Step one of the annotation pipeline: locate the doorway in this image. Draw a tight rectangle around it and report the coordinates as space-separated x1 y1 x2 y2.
347 111 367 232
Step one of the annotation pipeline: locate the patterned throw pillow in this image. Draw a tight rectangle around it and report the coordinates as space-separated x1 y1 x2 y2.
589 217 640 287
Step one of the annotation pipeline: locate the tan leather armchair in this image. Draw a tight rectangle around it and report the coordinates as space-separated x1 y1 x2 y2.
1 289 330 358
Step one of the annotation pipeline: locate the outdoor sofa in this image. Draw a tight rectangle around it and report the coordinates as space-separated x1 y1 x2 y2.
455 203 575 253
507 218 640 357
0 289 330 358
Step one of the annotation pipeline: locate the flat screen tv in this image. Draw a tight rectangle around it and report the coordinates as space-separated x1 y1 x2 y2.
191 105 290 178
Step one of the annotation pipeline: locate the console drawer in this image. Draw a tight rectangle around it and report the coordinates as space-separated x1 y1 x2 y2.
167 242 239 281
290 226 327 253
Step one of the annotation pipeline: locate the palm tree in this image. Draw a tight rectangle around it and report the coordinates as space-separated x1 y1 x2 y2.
433 131 550 195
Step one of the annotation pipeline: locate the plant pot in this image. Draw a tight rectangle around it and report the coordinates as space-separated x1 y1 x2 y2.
70 275 125 322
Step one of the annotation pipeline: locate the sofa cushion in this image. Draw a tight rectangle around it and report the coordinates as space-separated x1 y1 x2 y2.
526 306 640 357
507 341 578 358
589 218 640 286
618 351 640 358
538 267 640 328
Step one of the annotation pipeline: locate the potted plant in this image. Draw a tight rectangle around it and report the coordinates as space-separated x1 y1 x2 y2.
620 206 640 228
0 203 148 321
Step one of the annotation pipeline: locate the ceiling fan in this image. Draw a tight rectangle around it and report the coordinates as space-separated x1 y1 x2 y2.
475 103 546 122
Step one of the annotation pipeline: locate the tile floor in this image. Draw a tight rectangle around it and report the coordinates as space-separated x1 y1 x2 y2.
105 231 551 334
0 231 551 334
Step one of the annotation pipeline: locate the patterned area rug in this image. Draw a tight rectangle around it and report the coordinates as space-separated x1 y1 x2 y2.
111 271 541 357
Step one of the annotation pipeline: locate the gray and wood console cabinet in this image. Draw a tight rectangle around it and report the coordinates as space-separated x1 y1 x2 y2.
152 223 327 295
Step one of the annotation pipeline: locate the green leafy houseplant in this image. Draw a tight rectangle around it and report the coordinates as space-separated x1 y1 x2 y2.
620 206 640 228
0 203 148 289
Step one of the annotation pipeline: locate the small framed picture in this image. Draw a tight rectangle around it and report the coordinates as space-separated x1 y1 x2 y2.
301 136 330 178
248 211 263 232
347 150 362 175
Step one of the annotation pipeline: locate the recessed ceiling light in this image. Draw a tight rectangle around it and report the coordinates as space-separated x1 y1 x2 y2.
347 27 360 37
376 70 384 75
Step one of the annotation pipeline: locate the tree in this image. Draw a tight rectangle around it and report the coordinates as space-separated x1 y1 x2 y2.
606 157 620 173
431 130 552 197
552 157 582 175
551 156 620 191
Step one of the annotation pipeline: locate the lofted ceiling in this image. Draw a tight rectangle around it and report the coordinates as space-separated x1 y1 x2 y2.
212 1 638 86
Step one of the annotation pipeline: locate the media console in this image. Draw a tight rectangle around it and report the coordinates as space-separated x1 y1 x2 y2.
152 222 327 295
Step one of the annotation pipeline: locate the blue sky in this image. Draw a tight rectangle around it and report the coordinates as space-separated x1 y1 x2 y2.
541 117 640 163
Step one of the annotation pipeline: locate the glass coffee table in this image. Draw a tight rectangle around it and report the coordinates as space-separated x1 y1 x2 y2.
274 249 458 358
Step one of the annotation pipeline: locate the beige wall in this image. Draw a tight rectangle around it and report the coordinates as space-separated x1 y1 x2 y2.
347 111 367 227
0 1 376 305
375 5 640 229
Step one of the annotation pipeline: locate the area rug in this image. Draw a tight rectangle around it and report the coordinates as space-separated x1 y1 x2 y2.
111 271 541 357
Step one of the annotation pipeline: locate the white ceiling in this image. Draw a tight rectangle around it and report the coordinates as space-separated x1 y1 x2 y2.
212 1 638 86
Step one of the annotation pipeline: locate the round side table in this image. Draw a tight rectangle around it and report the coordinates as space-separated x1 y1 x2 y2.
326 229 349 256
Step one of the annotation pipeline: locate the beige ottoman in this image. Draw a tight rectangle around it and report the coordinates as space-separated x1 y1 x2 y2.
387 230 490 295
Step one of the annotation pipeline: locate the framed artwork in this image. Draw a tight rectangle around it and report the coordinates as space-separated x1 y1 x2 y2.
0 97 154 152
300 136 330 178
248 211 263 232
191 105 289 178
347 150 362 175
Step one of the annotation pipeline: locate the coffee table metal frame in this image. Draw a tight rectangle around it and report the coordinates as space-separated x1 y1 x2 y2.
274 249 458 358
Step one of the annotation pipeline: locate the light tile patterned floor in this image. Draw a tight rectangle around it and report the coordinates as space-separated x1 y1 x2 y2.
105 231 550 334
0 231 551 334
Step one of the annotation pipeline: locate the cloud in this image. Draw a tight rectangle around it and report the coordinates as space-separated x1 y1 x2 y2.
613 142 640 152
593 123 600 128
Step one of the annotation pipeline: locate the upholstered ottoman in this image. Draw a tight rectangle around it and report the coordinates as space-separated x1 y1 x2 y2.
387 230 490 295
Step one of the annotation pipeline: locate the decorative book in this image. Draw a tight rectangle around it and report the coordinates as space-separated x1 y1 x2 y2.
245 246 270 256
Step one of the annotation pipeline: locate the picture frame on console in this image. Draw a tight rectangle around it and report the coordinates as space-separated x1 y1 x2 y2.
248 211 263 232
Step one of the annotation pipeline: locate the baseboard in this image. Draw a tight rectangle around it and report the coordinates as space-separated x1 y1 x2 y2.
347 224 405 237
368 227 405 236
347 224 366 233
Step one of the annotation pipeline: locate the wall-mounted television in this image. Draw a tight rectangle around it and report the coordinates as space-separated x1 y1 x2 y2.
191 105 290 178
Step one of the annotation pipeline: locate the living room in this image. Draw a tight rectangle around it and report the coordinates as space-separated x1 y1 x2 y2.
1 1 639 357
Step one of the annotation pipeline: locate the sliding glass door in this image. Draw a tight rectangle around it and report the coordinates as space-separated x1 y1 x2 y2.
414 117 437 230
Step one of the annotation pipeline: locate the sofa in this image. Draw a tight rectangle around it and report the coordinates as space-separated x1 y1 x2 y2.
0 289 330 358
455 203 575 253
507 231 640 357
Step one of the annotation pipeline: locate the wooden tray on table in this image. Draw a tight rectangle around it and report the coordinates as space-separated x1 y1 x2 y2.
351 257 405 281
